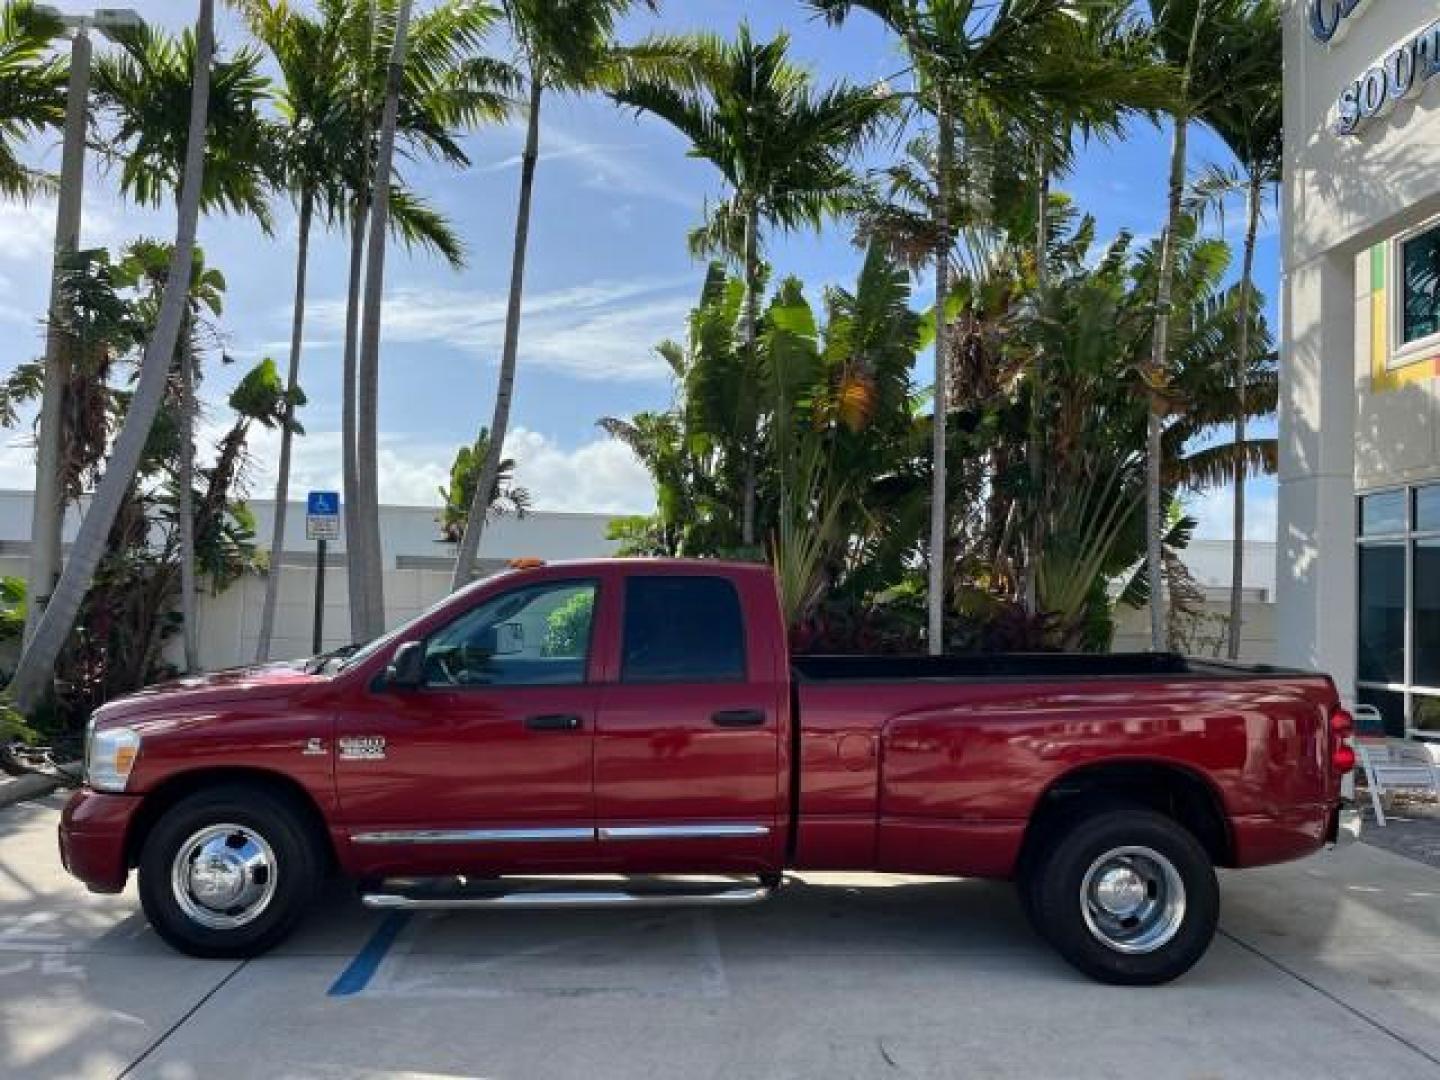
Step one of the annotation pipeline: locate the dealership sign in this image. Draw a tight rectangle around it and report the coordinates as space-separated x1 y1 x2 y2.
1311 0 1440 136
1333 20 1440 136
1309 0 1370 46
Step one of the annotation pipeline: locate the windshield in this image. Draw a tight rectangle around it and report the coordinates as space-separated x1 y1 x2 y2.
330 576 500 674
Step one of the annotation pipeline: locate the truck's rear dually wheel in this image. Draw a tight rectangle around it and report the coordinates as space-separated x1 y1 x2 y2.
1027 807 1218 985
139 784 321 959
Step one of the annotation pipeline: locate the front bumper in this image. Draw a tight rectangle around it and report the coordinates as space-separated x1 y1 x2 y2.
1326 800 1362 849
58 788 143 894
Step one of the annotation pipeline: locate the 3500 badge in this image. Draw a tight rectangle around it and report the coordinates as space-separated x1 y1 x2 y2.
338 735 387 761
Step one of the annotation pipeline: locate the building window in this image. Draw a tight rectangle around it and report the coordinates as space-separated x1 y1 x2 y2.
1400 223 1440 347
1357 483 1440 738
1361 490 1406 536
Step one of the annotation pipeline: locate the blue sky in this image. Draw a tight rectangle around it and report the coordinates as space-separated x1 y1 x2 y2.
0 0 1279 552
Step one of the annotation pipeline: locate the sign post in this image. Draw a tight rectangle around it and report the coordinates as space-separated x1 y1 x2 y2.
305 491 340 654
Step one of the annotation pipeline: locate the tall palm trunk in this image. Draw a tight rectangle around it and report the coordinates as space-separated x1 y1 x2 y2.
451 76 542 589
352 0 413 638
1145 0 1206 652
177 317 199 673
25 27 91 647
10 0 214 712
740 197 761 550
341 201 368 641
256 188 314 661
1226 172 1261 659
1024 155 1049 614
928 101 954 656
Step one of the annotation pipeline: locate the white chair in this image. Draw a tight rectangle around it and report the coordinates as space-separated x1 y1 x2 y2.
1356 734 1440 827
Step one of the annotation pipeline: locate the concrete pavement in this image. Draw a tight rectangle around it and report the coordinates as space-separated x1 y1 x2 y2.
2 794 1438 1080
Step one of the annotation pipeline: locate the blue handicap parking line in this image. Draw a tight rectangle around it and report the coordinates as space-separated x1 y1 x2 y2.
328 912 410 997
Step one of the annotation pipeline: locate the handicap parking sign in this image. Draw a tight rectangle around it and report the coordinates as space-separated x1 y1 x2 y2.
306 491 340 541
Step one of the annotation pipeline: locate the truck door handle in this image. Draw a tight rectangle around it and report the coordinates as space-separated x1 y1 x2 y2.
525 713 584 732
711 709 766 728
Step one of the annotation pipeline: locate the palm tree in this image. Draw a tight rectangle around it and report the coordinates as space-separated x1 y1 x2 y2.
447 0 664 589
608 23 891 559
10 0 215 712
239 0 352 662
437 426 530 543
1195 0 1280 659
0 1 65 200
1140 0 1265 649
352 0 417 642
333 0 511 640
91 17 276 670
1017 6 1173 614
812 0 1158 654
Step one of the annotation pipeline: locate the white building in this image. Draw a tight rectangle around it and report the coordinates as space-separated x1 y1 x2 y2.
1281 1 1440 736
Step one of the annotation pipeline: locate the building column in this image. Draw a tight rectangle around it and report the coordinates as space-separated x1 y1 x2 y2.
1276 252 1357 694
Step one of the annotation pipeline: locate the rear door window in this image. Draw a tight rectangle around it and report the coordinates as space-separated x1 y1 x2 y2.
621 576 746 683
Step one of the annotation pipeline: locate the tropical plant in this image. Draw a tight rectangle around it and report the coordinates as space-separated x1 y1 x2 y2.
112 239 229 673
611 23 892 553
606 244 924 628
92 18 276 228
9 0 215 713
3 240 285 729
437 426 530 543
448 0 669 589
92 16 280 671
334 0 512 640
810 0 1166 653
0 0 65 200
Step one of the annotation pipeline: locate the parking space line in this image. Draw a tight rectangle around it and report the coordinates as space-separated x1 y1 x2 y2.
1218 928 1440 1070
117 959 248 1079
328 912 411 997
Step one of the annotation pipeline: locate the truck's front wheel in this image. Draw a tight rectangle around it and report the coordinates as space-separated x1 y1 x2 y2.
1029 808 1218 985
138 785 322 959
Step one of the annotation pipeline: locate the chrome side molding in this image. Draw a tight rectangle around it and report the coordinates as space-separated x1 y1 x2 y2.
361 882 774 911
352 823 773 845
352 827 593 845
598 824 771 841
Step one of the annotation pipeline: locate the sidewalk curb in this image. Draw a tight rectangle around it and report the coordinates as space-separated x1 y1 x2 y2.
0 763 81 809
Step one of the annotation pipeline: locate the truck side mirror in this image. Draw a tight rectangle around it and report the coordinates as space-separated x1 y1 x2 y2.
384 641 424 690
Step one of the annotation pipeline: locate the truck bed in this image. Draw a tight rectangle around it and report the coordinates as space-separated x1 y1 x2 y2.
792 651 1315 684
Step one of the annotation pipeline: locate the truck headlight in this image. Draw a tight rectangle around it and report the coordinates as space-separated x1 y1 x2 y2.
86 722 141 793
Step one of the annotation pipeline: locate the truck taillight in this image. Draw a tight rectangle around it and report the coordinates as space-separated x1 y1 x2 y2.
1330 708 1356 774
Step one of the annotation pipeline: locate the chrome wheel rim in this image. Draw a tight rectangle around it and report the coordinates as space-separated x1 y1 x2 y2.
1080 845 1186 955
170 823 278 930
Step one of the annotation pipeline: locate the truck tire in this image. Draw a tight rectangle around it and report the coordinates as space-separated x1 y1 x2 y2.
138 784 322 959
1029 807 1218 985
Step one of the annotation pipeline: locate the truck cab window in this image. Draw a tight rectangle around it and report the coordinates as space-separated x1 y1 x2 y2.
423 580 596 687
621 576 745 683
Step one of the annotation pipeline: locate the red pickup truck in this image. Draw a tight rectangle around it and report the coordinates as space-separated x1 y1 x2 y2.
60 558 1358 984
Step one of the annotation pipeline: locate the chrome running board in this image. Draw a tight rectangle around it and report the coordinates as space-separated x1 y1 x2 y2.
361 876 774 911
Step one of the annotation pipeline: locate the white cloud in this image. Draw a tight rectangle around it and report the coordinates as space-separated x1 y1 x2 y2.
305 277 692 382
228 423 651 515
2 401 652 520
503 427 653 514
0 198 126 266
0 202 61 263
480 124 698 210
1185 483 1278 543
